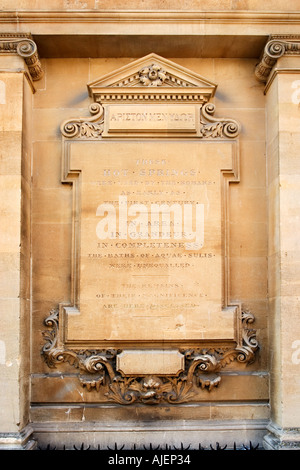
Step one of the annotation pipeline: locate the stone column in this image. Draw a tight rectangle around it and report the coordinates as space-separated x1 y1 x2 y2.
0 35 42 450
256 37 300 450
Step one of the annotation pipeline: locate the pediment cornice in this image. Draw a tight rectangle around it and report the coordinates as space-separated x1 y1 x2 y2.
88 53 217 104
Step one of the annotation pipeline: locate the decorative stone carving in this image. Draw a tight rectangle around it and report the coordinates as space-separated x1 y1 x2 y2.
255 35 300 83
42 308 258 405
60 102 104 138
199 103 241 139
60 56 240 139
60 101 240 139
87 53 217 104
139 64 167 86
0 33 43 81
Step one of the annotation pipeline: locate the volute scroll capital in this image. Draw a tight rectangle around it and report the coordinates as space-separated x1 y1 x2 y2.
255 35 300 84
0 33 43 82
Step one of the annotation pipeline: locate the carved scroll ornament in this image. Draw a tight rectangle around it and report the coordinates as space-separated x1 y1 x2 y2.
0 34 43 81
60 101 240 140
255 36 300 83
42 309 258 405
199 103 241 139
60 102 104 138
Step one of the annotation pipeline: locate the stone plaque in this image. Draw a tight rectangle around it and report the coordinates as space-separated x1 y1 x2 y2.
105 105 197 134
64 140 237 344
42 56 259 400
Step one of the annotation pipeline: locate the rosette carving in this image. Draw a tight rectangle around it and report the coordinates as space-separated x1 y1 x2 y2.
199 103 240 139
139 64 167 86
60 103 104 139
42 308 258 405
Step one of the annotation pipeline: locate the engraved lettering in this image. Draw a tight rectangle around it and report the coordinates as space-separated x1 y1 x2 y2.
107 105 197 134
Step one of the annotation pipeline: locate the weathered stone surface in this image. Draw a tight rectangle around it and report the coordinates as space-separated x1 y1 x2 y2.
1 2 300 450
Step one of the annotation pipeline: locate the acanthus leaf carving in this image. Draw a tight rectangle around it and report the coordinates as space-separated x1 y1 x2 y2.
60 102 104 139
42 308 258 405
199 103 241 139
60 101 240 140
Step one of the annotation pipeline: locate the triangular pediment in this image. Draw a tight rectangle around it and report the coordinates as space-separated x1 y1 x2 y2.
87 53 217 103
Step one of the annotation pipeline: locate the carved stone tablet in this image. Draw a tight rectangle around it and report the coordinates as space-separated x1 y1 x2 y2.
105 104 197 134
64 139 238 344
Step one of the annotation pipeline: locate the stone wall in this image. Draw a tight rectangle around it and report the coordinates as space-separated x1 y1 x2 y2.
0 2 300 450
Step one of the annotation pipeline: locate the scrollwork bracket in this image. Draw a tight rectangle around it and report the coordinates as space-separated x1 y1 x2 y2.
60 103 104 139
199 103 241 139
42 309 258 405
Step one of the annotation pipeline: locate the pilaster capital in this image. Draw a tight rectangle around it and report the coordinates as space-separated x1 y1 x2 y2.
0 33 43 81
255 35 300 84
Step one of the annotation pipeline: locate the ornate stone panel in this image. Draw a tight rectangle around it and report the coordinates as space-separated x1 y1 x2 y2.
42 55 258 405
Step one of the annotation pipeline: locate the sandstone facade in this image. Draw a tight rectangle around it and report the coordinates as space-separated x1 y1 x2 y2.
0 1 300 450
